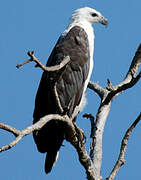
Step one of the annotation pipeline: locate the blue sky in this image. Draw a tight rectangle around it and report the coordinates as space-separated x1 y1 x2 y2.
0 0 140 180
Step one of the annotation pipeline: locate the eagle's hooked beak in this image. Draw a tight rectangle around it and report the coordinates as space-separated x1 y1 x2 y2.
100 16 108 26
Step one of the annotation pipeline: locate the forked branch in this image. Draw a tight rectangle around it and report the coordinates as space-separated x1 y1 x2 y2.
105 113 141 180
88 44 141 104
15 51 96 179
16 51 70 72
0 114 95 180
0 44 141 180
87 44 141 180
0 115 75 152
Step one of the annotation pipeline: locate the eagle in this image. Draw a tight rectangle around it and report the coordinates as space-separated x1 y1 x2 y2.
33 7 108 174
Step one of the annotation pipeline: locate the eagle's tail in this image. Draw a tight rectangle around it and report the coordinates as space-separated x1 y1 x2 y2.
45 150 59 174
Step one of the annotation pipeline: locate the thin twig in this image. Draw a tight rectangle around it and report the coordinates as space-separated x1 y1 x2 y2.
105 112 141 180
16 59 33 68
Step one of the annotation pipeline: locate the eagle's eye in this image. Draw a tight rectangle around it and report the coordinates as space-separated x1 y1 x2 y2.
91 13 98 17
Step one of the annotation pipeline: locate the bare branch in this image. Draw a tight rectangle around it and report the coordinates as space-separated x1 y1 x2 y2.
94 103 111 179
83 113 96 162
104 44 141 104
1 44 140 180
105 112 141 180
113 43 141 89
0 115 96 180
16 51 70 72
16 58 33 68
69 132 96 180
0 114 74 152
104 73 141 104
88 45 141 105
83 113 95 139
127 44 141 77
0 123 20 137
88 81 106 100
106 79 115 91
87 44 141 180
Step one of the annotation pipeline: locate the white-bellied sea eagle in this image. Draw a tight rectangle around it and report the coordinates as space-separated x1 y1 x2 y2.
33 7 108 174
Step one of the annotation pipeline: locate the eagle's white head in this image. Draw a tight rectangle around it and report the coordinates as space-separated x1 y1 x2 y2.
70 7 108 26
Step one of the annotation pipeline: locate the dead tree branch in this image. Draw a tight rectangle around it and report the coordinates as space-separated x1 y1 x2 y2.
16 51 70 72
0 115 74 152
0 114 95 180
105 112 141 180
15 51 96 179
0 123 20 137
88 82 106 100
87 44 141 180
0 44 141 180
83 113 95 160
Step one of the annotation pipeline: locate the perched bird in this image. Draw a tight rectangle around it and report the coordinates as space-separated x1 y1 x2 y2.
33 7 108 174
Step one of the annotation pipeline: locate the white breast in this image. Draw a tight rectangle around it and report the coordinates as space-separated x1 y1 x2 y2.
76 21 94 114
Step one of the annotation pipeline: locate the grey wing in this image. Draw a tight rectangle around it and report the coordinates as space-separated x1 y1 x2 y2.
33 26 90 120
52 26 90 117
